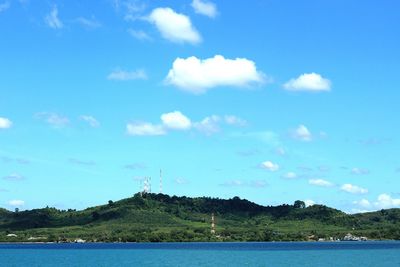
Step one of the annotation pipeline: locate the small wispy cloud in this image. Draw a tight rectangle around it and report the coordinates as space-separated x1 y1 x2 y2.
281 172 297 179
175 177 189 185
309 178 334 187
350 168 370 175
220 179 267 188
191 0 217 18
236 149 260 157
0 117 12 129
79 115 100 127
260 161 279 172
45 6 63 29
8 199 24 207
0 1 10 13
147 7 201 44
224 115 247 127
35 112 69 128
341 183 368 194
75 17 101 29
124 162 147 170
291 125 312 142
128 29 151 41
0 156 30 164
107 69 147 81
193 115 220 135
283 73 331 92
68 158 96 166
3 173 25 181
126 122 166 136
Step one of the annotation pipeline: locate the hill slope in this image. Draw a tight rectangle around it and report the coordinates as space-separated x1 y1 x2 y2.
1 193 399 242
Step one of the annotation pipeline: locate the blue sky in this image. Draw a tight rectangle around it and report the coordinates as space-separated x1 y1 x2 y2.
1 0 400 212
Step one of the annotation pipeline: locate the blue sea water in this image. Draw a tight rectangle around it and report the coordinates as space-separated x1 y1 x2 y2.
0 242 400 267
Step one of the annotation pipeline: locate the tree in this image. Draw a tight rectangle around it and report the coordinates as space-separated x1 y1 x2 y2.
294 200 306 209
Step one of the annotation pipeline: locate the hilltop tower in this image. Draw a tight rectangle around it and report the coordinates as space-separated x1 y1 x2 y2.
160 169 163 194
211 213 216 234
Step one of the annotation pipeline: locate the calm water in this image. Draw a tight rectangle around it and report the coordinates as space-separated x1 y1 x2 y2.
1 242 400 267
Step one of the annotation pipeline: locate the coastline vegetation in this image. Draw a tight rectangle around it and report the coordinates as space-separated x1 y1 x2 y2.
1 193 399 242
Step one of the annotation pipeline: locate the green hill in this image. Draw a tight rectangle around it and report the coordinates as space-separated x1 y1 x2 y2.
1 193 399 242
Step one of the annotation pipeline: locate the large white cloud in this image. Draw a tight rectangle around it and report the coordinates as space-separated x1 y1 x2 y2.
161 111 191 130
127 111 245 136
353 194 400 211
309 179 334 187
45 6 63 29
191 0 217 18
341 184 368 194
148 7 201 44
284 73 331 92
0 117 12 129
292 125 312 141
374 194 400 209
261 161 279 172
126 122 166 136
165 55 266 94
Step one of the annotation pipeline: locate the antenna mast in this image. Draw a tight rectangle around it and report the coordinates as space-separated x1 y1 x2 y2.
160 169 163 194
211 213 216 234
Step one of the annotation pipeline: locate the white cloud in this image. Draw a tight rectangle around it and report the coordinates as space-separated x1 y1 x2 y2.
224 115 247 126
175 177 189 185
220 179 267 188
76 17 101 29
282 172 297 179
165 55 266 94
79 115 100 127
3 173 25 181
353 194 400 211
35 112 69 128
45 6 63 29
0 1 10 12
292 125 312 141
341 183 368 194
128 29 151 41
309 179 334 187
161 111 191 130
351 168 370 175
191 0 217 18
126 122 166 136
68 158 96 166
107 69 147 81
261 161 279 172
284 73 331 92
275 147 286 156
353 199 371 209
193 115 220 135
0 117 12 129
127 112 243 136
374 194 400 209
148 7 201 44
8 199 24 207
304 199 315 207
